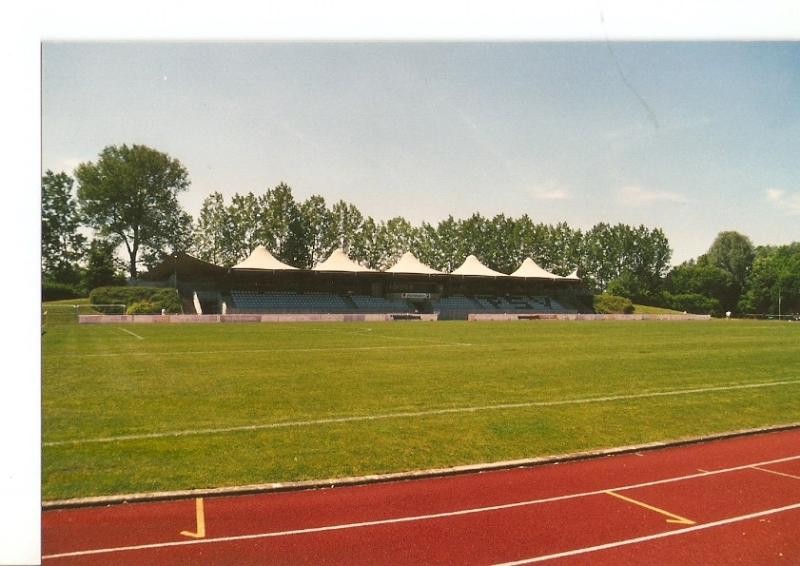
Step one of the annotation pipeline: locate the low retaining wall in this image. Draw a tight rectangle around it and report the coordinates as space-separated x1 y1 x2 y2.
468 313 711 321
79 313 439 324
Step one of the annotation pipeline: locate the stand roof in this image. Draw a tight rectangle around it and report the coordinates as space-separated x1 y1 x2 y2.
312 248 376 272
451 255 507 277
510 258 561 279
232 245 298 270
386 252 442 274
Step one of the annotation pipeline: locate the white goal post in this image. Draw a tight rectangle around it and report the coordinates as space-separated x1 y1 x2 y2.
75 303 128 315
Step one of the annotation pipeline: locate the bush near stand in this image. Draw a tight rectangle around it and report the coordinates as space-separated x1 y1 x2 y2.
90 286 182 314
593 293 635 314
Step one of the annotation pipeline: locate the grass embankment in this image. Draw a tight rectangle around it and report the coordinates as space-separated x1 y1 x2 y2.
633 304 685 314
42 319 800 500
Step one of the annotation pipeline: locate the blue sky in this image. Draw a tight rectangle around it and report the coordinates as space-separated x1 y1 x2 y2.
42 41 799 264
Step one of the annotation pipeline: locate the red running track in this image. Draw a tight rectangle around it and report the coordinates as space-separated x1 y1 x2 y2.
43 428 800 565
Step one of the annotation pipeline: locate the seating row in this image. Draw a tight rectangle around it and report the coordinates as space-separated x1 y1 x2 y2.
433 295 573 313
230 291 412 314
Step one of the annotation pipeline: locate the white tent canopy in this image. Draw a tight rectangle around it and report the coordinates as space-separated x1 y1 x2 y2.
510 258 561 279
386 252 442 274
451 255 507 277
562 268 581 281
232 245 298 270
312 248 375 272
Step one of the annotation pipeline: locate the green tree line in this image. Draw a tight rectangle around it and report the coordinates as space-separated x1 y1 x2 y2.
192 187 672 294
42 144 799 316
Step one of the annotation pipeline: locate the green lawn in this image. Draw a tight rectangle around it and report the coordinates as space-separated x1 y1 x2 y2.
42 312 800 501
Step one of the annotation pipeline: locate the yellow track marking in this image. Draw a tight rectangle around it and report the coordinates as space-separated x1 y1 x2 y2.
751 466 800 481
605 490 696 525
180 498 206 539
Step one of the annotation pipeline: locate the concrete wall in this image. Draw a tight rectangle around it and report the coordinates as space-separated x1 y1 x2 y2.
468 313 711 322
79 313 439 324
79 312 709 324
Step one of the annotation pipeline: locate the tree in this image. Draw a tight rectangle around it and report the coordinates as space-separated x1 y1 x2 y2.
298 195 334 268
704 231 755 292
413 221 442 270
544 222 582 276
432 216 462 272
327 200 364 259
516 216 551 271
257 182 301 262
75 144 192 278
81 238 126 292
738 243 800 315
664 260 738 311
193 191 234 266
41 170 86 284
485 214 519 274
225 192 263 263
378 216 419 269
351 216 383 269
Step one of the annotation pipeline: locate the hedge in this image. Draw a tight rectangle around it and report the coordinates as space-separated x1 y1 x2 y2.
89 287 183 314
42 281 82 301
660 292 721 316
593 293 635 314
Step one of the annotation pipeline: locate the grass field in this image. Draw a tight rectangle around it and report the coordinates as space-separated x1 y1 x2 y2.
42 306 800 501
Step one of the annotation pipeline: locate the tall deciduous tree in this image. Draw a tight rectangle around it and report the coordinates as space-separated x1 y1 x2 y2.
41 170 86 284
704 231 755 291
351 216 383 269
328 200 364 259
81 238 126 291
258 182 301 262
431 216 462 272
75 144 192 278
298 195 333 268
226 192 263 263
379 217 419 269
193 191 234 266
739 243 800 315
664 260 738 311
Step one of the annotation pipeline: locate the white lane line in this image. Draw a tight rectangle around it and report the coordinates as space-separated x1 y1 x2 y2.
751 466 800 481
52 343 473 358
494 503 800 565
43 379 800 447
41 454 800 560
117 328 144 340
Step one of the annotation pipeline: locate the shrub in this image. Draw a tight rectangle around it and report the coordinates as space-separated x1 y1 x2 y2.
42 281 82 301
90 286 182 314
661 292 721 315
593 293 635 314
126 301 159 314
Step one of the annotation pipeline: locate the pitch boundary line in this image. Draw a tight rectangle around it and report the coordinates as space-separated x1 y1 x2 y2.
51 342 473 358
117 328 144 340
42 454 800 560
44 379 800 447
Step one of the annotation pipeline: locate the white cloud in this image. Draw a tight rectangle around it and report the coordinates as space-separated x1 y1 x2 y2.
617 185 689 206
528 183 570 201
766 188 785 202
766 188 800 215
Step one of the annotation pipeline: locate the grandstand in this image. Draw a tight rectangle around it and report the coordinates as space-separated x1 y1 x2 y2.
142 249 586 320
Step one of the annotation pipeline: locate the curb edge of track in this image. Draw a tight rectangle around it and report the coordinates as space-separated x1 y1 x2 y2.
43 422 800 510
